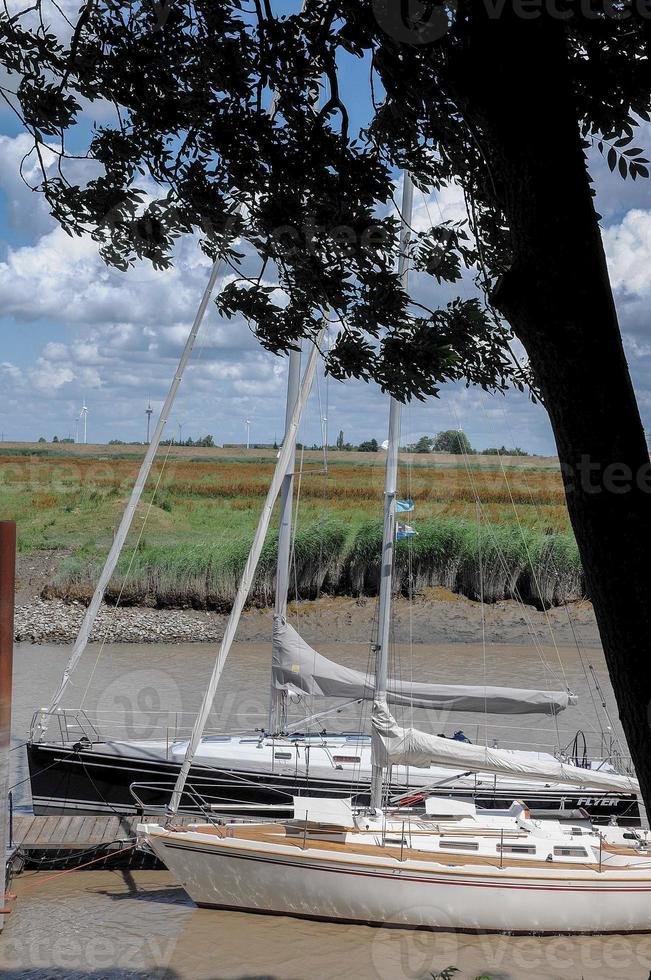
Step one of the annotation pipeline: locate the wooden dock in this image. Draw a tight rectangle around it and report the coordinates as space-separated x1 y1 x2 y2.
10 813 198 870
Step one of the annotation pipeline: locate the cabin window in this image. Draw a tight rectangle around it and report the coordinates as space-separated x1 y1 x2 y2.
439 840 479 851
274 752 293 760
332 755 361 764
497 844 537 854
554 846 588 858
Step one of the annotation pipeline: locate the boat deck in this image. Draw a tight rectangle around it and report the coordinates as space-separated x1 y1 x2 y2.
168 821 610 872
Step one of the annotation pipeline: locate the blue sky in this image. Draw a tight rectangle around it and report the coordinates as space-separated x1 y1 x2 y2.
0 3 650 453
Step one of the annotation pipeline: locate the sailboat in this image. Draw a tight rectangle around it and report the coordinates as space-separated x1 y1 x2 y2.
25 176 638 827
139 186 647 931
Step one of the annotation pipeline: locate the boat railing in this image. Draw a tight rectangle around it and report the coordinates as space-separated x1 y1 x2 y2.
128 778 297 820
30 706 634 777
30 707 270 750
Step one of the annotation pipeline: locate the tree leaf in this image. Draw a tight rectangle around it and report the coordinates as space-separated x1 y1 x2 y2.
607 147 617 171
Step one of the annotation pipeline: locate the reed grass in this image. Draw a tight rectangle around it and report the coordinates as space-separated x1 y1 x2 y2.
0 451 584 609
53 516 582 610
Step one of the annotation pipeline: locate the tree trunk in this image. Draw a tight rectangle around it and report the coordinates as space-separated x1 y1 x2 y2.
451 5 651 808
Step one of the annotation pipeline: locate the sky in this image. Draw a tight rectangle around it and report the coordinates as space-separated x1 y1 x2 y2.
0 9 650 453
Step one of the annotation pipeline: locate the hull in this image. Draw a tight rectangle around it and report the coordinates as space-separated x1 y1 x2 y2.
27 741 640 824
147 831 651 934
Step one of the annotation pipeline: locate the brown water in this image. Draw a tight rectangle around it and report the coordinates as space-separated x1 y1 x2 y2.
5 639 648 979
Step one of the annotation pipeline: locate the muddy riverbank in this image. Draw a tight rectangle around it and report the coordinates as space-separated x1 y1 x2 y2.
14 588 601 647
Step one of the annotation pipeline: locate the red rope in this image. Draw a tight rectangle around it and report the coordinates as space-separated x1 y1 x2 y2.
13 841 141 892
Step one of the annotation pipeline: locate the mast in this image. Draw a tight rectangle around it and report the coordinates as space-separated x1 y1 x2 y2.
269 346 301 732
369 173 414 810
168 334 324 814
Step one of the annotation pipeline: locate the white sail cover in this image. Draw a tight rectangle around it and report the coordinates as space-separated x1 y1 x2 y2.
372 700 639 793
272 619 575 716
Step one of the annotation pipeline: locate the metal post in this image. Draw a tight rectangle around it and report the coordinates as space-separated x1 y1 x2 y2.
0 522 16 914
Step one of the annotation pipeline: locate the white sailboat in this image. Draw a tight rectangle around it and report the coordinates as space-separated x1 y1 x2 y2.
139 176 648 934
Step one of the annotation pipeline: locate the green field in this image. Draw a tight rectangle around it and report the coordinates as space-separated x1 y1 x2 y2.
0 444 582 608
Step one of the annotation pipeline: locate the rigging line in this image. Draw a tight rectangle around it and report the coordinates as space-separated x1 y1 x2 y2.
40 0 317 720
79 246 273 712
478 392 611 744
454 410 605 747
451 413 568 687
456 447 603 746
482 386 612 752
168 331 325 813
78 435 177 710
486 423 572 690
42 256 229 719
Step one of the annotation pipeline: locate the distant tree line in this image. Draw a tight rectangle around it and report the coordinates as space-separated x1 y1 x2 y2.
404 430 530 457
159 435 215 447
38 430 529 457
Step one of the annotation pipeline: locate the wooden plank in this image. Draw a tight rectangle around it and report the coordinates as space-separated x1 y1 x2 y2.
66 816 89 844
80 817 111 844
33 816 61 845
14 811 192 851
14 815 36 845
40 815 73 847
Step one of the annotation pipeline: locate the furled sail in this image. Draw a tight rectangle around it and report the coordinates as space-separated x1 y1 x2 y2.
272 619 576 716
372 699 639 793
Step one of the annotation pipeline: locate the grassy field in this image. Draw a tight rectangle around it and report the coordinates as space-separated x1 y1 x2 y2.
0 443 582 608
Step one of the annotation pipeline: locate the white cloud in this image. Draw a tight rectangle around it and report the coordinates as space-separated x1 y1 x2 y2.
603 209 651 295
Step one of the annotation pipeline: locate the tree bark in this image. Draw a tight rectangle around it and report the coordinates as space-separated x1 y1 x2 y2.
450 5 651 808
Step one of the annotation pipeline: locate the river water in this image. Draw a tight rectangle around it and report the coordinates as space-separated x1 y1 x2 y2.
5 638 651 979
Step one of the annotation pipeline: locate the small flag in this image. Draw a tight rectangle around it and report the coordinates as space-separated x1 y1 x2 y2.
396 499 414 513
397 523 418 540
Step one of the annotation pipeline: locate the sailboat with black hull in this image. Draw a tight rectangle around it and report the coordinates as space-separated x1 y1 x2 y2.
26 176 639 826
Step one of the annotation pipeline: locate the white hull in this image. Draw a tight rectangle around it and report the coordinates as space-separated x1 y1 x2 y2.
146 828 651 934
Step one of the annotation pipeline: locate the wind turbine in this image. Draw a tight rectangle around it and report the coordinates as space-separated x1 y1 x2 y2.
79 400 88 444
244 419 251 450
145 400 153 444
